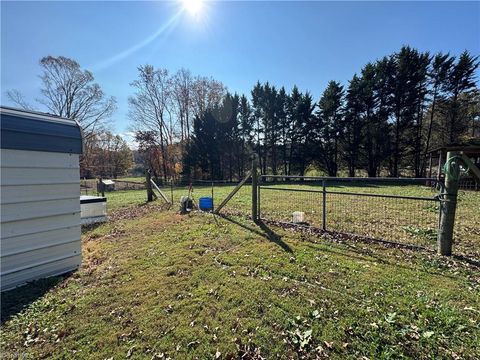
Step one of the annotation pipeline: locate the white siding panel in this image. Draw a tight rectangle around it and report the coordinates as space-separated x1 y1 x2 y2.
1 213 81 238
1 137 82 290
1 198 80 222
1 241 81 274
1 255 81 291
1 149 79 169
1 167 79 185
1 183 80 204
1 226 81 256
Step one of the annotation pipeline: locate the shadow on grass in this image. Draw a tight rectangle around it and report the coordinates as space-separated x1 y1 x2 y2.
217 214 293 253
303 239 463 281
1 274 70 324
452 254 480 268
81 221 105 234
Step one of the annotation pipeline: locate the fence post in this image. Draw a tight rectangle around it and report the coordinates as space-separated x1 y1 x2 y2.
322 179 326 231
437 151 460 256
146 169 154 202
252 156 259 223
98 177 105 197
211 180 214 208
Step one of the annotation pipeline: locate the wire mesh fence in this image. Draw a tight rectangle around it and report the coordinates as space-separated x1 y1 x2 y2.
78 173 478 258
259 176 442 249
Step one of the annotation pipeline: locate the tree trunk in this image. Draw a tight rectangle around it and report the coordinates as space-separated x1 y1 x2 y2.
450 92 459 143
393 113 400 177
423 92 437 176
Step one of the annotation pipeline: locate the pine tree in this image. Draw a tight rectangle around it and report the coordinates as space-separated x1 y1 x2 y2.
444 51 480 143
423 52 455 170
276 87 289 175
343 74 365 177
315 81 345 177
239 94 254 176
361 60 392 177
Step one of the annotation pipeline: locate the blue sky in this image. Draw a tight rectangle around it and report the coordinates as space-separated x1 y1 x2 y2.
2 1 479 137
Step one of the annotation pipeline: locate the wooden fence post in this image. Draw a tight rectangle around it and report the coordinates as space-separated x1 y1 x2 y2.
146 169 154 202
252 156 259 223
98 177 105 197
437 151 460 256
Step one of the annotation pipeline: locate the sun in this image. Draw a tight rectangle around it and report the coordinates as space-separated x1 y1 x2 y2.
182 0 204 16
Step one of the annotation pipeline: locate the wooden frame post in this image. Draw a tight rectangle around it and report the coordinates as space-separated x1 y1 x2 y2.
252 156 259 223
437 151 460 256
146 170 155 202
427 152 433 186
98 177 105 197
437 150 443 182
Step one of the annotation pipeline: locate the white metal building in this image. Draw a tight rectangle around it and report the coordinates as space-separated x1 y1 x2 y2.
1 106 84 291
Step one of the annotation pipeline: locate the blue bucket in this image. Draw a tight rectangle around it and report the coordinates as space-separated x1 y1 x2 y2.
199 197 214 211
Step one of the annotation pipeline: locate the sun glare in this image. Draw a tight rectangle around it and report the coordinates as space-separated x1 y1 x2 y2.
182 0 203 16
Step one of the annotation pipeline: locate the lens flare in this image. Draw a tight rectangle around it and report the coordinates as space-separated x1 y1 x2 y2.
182 0 203 16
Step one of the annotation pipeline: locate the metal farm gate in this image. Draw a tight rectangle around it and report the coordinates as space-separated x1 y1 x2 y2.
256 175 444 249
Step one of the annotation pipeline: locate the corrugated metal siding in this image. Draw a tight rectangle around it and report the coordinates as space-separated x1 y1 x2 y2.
1 150 79 168
1 226 81 256
1 213 81 238
2 167 80 185
0 107 83 154
1 256 82 291
1 149 82 291
1 242 81 274
1 184 80 204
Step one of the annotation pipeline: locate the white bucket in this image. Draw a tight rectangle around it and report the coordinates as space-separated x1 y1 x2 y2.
292 211 305 223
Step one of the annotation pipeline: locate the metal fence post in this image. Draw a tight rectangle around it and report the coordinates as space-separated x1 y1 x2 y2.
322 179 326 231
252 156 259 223
258 174 261 220
437 151 460 256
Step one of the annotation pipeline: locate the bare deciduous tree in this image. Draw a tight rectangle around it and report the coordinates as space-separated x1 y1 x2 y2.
129 65 226 179
191 76 226 118
171 68 193 142
129 65 173 180
81 132 133 178
5 89 34 110
7 56 116 138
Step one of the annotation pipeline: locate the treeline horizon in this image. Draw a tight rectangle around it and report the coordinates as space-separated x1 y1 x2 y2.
6 47 479 181
181 46 479 180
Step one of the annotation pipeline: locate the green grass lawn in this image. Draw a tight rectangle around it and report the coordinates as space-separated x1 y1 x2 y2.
1 207 479 359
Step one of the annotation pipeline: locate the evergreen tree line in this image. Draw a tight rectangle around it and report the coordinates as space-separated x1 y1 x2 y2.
184 47 479 179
